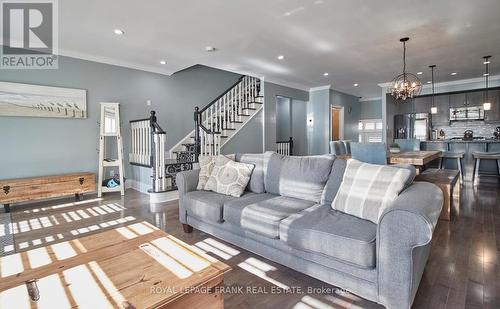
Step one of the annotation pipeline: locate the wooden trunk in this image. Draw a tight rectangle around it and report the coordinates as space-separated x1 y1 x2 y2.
0 173 96 211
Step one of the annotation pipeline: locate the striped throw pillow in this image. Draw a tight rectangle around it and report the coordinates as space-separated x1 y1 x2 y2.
332 159 412 224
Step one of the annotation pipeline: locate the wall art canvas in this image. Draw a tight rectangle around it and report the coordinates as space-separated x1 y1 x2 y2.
0 82 87 118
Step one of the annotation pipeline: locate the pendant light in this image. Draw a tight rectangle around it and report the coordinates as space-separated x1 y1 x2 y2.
390 37 422 101
429 65 437 114
483 56 492 111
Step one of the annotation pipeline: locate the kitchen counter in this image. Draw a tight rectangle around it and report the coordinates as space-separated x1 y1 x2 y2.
424 139 500 143
421 139 500 182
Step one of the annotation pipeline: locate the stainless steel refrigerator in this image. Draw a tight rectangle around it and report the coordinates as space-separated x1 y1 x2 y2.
394 113 431 141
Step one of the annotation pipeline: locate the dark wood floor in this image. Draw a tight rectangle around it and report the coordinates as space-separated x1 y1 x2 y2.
4 180 500 309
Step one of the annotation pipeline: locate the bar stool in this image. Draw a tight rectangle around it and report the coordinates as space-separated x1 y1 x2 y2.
439 152 465 183
472 151 500 185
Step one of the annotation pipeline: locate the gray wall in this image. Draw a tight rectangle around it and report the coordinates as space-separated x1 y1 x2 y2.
308 88 360 155
221 110 264 154
360 99 382 119
263 82 309 151
0 55 241 180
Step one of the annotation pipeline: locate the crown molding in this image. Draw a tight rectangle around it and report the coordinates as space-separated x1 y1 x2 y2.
359 97 382 102
309 85 332 91
259 77 311 91
378 74 500 88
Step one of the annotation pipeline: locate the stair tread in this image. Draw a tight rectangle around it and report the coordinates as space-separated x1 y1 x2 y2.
242 107 257 110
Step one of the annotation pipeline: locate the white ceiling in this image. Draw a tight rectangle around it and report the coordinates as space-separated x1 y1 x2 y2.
59 0 500 99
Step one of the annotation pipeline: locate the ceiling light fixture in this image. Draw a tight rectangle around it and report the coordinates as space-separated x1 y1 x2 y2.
450 72 457 76
277 55 284 60
429 65 437 114
323 72 329 76
483 56 492 111
160 60 167 65
353 83 359 87
417 72 423 75
427 81 432 84
205 46 216 52
113 29 124 35
390 37 422 101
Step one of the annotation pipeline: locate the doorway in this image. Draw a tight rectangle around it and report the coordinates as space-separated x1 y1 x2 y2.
276 96 308 155
330 106 344 141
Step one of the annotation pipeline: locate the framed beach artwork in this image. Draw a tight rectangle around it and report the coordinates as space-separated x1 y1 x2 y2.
0 82 87 118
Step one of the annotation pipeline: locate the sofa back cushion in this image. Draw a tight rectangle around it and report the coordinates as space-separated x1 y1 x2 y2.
320 158 347 204
235 153 271 194
332 159 412 224
265 153 334 202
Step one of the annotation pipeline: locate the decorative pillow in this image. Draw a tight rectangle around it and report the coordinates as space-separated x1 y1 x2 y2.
332 159 412 224
197 154 235 190
205 159 255 197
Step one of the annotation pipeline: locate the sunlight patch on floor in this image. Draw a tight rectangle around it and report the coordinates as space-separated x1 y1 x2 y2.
238 258 290 290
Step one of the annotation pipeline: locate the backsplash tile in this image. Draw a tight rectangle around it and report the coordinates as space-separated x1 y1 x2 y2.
434 121 500 138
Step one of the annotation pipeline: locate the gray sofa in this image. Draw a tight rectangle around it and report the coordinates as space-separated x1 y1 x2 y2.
176 152 443 309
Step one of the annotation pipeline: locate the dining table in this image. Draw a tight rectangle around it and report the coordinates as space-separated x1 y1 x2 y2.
336 150 442 171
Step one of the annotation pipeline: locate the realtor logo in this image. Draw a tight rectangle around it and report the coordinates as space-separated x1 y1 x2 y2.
1 0 58 69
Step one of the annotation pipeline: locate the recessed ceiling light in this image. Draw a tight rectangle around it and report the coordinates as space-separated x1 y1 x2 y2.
160 60 167 65
484 73 489 76
113 29 124 35
417 72 423 75
483 60 491 64
205 46 216 52
323 72 329 76
277 55 284 60
450 72 457 75
353 83 359 87
427 81 432 84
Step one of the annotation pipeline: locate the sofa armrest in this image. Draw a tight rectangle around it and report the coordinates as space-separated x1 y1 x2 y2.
376 182 443 309
176 169 200 224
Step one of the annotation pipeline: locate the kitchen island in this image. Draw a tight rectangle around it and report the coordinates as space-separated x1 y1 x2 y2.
421 139 500 182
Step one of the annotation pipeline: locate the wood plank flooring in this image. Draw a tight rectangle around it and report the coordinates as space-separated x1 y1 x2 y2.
3 180 499 309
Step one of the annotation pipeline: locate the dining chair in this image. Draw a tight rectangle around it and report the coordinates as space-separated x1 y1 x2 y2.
350 142 387 165
343 140 352 155
330 141 347 156
394 139 421 152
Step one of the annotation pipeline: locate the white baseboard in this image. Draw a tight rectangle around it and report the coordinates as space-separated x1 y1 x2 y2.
127 179 150 194
128 179 179 203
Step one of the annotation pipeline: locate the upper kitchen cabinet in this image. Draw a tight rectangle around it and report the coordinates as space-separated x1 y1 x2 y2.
449 92 467 108
465 90 484 107
431 94 450 126
485 89 500 122
413 96 432 114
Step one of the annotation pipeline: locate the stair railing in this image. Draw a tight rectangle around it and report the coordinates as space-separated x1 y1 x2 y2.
194 76 261 160
276 137 293 156
129 111 167 193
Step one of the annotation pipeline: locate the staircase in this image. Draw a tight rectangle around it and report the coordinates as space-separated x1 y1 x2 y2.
169 75 263 162
129 76 263 197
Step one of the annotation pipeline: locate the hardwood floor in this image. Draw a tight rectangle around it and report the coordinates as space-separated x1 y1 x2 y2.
3 180 499 309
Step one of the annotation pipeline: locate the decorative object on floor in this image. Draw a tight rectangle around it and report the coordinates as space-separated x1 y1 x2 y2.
429 64 438 114
390 37 422 101
0 213 14 256
389 143 401 153
0 81 87 118
332 159 412 224
97 103 125 197
0 221 230 308
482 56 492 111
0 173 95 213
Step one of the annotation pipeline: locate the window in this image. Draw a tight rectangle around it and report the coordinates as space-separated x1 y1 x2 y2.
358 119 383 143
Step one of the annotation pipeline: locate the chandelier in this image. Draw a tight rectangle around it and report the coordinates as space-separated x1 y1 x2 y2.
390 37 422 101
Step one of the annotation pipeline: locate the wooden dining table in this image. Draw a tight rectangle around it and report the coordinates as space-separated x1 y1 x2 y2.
336 150 442 170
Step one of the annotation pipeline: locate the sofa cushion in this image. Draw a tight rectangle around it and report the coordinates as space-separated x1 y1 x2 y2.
240 196 316 238
332 159 412 224
223 193 278 227
320 158 347 204
265 153 335 202
280 204 377 268
205 159 255 197
197 154 235 190
184 190 247 223
235 153 269 193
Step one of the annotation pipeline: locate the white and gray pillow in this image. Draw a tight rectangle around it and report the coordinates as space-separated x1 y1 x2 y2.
331 159 412 224
205 159 255 197
197 154 235 190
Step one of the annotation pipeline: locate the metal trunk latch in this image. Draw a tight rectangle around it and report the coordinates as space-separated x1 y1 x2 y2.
79 177 85 185
25 279 40 301
2 186 10 195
